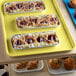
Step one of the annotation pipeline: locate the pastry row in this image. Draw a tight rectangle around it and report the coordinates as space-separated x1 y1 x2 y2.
11 31 59 50
49 57 76 70
16 60 39 70
17 14 60 29
5 1 45 13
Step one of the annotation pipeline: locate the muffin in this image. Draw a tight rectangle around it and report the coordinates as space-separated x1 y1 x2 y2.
64 58 75 70
69 0 76 8
49 58 62 69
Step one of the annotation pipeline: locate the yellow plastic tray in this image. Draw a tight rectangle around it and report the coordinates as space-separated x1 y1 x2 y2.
0 0 75 57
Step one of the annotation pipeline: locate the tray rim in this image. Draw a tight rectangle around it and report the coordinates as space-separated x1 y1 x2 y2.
0 0 75 57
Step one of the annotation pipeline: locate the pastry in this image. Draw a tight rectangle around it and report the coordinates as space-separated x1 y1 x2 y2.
64 58 75 70
27 60 39 70
17 14 60 29
5 1 45 13
49 58 62 69
69 0 76 8
11 31 59 49
34 1 45 10
23 2 34 11
47 15 59 25
16 61 28 69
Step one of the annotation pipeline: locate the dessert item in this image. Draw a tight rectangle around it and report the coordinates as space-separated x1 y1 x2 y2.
17 14 60 29
16 60 39 70
34 1 45 10
47 15 59 25
69 0 76 8
5 3 16 13
27 60 39 70
11 31 59 50
23 2 34 11
49 58 62 69
38 16 49 26
64 58 75 70
16 61 28 69
5 1 45 14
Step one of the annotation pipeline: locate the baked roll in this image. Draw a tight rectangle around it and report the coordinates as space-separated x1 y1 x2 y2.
64 58 75 70
49 58 62 69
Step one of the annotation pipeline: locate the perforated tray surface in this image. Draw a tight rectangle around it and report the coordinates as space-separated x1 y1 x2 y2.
0 0 75 57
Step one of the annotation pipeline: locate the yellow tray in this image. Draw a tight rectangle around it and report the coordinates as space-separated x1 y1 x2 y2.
0 0 75 57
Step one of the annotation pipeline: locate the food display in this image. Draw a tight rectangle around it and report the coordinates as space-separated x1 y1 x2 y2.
16 60 39 70
16 14 60 29
47 57 76 74
49 58 62 69
64 58 75 70
69 0 76 8
12 60 44 72
5 1 46 14
11 31 59 50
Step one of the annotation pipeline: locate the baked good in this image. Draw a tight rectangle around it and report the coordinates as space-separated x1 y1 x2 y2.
17 14 60 29
49 58 62 69
11 31 59 49
64 58 75 70
16 61 28 69
27 60 39 70
69 0 76 8
34 1 45 10
5 1 45 13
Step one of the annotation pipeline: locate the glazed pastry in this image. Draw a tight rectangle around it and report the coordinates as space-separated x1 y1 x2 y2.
16 61 28 69
27 60 39 70
11 31 59 49
17 17 30 28
64 58 75 70
5 1 45 13
34 1 45 10
49 58 62 69
5 4 16 13
17 14 60 29
69 0 76 8
38 16 49 26
47 15 59 25
22 2 34 11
